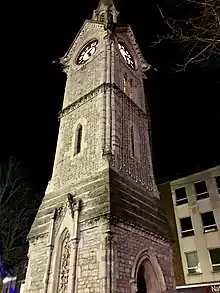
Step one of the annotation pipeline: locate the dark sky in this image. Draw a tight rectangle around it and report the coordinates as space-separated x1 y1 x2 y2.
0 0 219 192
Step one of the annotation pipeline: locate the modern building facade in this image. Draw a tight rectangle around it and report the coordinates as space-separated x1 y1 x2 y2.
159 166 220 293
22 1 176 293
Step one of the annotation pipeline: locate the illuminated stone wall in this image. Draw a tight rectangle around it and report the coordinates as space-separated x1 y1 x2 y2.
24 10 176 293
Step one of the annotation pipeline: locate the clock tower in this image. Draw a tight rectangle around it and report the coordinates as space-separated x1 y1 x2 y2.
24 1 176 293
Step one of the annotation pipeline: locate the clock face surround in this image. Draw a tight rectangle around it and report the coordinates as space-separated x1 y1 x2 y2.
76 40 98 65
118 42 135 69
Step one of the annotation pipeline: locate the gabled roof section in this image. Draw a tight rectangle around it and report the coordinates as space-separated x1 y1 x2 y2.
59 20 98 70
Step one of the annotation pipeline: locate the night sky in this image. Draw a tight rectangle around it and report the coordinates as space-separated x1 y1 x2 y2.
0 0 219 193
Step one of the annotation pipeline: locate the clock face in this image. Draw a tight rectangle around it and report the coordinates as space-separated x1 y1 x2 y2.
77 40 98 65
118 42 135 69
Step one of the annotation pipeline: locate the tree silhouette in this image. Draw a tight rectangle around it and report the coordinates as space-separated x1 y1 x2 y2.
0 157 39 278
156 0 220 70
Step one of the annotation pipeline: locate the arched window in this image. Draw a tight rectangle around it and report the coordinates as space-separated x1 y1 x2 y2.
129 78 133 99
137 264 147 293
123 73 128 95
131 126 135 157
76 124 82 154
100 13 105 22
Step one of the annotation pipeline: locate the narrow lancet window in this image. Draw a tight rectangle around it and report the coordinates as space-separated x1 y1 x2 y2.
100 13 105 22
123 73 128 95
131 126 135 157
76 124 82 154
129 78 133 99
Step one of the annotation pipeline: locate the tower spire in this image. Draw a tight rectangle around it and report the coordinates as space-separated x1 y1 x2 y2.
99 0 114 5
92 0 119 28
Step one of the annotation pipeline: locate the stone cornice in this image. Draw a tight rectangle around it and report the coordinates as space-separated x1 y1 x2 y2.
28 231 49 243
58 83 105 120
111 83 150 121
110 215 172 245
79 213 172 245
58 83 150 121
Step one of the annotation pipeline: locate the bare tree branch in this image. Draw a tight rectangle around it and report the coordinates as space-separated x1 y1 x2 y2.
0 157 39 275
156 0 220 69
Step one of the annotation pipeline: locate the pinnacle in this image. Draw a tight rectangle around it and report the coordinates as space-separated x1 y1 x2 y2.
99 0 114 6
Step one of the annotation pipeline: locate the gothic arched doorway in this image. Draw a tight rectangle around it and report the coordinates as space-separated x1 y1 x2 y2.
131 249 167 293
137 264 147 293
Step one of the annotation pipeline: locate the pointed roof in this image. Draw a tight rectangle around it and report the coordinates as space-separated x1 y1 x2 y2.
99 0 113 5
96 0 114 11
92 0 119 24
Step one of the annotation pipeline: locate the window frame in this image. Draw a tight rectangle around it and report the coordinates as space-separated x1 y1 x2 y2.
209 248 220 273
194 180 209 201
175 187 188 206
215 176 220 193
180 217 194 237
74 123 83 156
201 211 217 233
185 251 201 275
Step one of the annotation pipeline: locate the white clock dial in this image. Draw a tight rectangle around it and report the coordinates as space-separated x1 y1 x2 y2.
77 40 98 65
118 42 135 69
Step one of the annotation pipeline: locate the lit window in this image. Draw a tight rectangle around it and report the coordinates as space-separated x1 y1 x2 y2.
194 181 209 200
186 252 201 275
209 248 220 272
215 176 220 193
175 187 188 205
180 217 194 237
201 211 217 233
75 124 82 155
123 74 128 95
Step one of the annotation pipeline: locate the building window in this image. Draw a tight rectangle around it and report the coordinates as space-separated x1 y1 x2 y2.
129 78 133 100
100 13 105 22
123 73 128 95
209 248 220 272
75 124 82 155
201 211 217 233
194 181 209 200
131 126 135 157
175 187 188 205
186 251 201 275
215 176 220 193
180 217 194 237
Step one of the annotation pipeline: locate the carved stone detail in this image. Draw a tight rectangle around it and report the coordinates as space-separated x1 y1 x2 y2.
54 194 75 236
57 232 71 293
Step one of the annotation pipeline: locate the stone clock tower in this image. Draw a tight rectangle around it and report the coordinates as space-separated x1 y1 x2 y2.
24 1 175 293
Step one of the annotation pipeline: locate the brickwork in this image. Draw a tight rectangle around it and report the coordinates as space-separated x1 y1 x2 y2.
76 223 107 293
112 223 175 293
51 92 106 191
24 235 48 293
62 22 107 109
